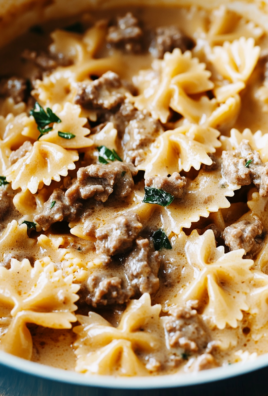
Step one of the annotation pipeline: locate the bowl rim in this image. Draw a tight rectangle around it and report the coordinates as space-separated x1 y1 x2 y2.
0 351 267 389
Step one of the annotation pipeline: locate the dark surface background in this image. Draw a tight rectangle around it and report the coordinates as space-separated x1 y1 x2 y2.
1 363 268 396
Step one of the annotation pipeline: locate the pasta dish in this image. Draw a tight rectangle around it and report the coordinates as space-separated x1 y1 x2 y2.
0 1 268 376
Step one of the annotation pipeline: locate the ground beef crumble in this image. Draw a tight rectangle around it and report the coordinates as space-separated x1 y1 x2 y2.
222 140 268 196
223 216 264 258
150 26 195 58
89 213 142 257
34 189 82 231
107 12 143 53
66 162 137 203
75 71 130 110
0 188 11 221
125 237 161 295
80 274 131 307
0 77 28 103
110 102 163 166
164 302 210 353
145 172 187 199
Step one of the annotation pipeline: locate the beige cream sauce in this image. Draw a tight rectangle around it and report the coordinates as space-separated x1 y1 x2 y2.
0 4 268 372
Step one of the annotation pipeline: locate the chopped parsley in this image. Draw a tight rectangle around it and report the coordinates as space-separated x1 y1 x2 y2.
97 146 122 163
21 221 37 231
152 229 172 251
181 353 190 361
98 156 109 164
0 176 9 187
30 102 61 139
50 200 56 209
64 22 84 33
245 159 253 168
121 171 126 177
58 131 76 140
143 187 174 207
220 183 226 188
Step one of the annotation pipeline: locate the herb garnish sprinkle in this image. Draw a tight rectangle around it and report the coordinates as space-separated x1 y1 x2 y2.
50 200 56 209
97 146 122 164
21 221 37 231
30 102 61 139
245 159 253 168
143 187 174 207
58 131 76 140
152 229 172 251
0 176 9 187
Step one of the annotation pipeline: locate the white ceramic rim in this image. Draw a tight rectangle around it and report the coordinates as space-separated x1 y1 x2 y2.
0 351 268 389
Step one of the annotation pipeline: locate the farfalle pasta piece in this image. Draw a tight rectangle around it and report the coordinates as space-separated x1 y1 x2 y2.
180 230 253 329
0 220 37 263
256 81 268 113
33 70 78 107
74 293 162 376
210 38 260 83
160 169 238 234
50 23 107 65
139 124 220 176
206 95 241 130
5 142 78 194
134 49 214 123
40 103 93 149
221 128 268 163
91 122 118 151
0 113 34 173
248 271 268 339
0 258 79 359
207 6 264 45
0 97 26 117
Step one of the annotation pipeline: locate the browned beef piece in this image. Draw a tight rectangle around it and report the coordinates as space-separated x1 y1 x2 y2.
145 173 187 199
223 216 264 258
75 71 129 110
66 162 137 203
111 102 163 166
107 12 143 53
164 302 210 352
9 141 32 165
93 213 142 257
34 189 82 231
81 274 132 307
202 154 219 172
125 237 160 295
21 49 70 71
222 140 268 196
150 26 195 59
0 188 11 221
0 77 27 103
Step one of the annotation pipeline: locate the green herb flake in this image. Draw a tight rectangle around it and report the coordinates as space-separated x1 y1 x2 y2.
30 102 61 139
220 183 226 189
245 159 253 168
58 131 76 140
98 156 109 164
50 200 56 209
0 176 9 187
77 247 82 251
97 146 122 163
152 229 172 251
143 187 174 207
181 353 190 361
21 221 37 231
121 171 126 177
